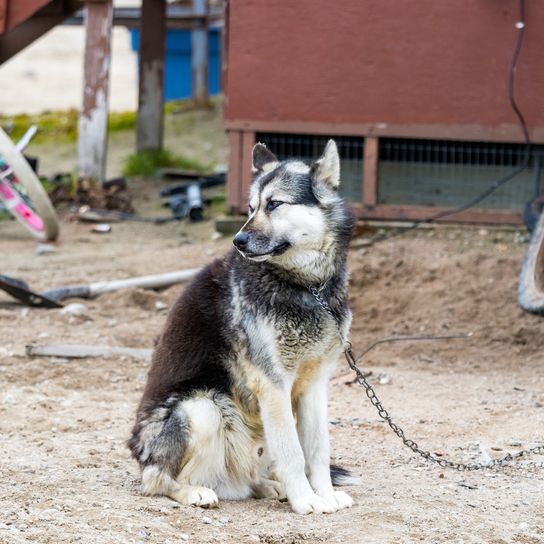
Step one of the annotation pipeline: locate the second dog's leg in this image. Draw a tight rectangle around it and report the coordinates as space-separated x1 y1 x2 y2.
296 363 353 510
258 385 338 514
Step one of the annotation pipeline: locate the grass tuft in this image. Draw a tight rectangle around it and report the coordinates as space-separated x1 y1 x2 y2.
122 149 210 177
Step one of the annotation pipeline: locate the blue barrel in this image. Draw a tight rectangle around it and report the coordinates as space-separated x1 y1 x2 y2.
130 27 222 101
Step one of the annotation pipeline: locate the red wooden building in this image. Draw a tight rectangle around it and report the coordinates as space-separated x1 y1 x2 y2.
223 1 544 224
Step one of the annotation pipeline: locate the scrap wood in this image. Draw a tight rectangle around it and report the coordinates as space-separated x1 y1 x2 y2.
26 344 152 361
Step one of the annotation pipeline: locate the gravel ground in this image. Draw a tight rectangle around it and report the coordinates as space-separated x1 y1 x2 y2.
0 202 543 543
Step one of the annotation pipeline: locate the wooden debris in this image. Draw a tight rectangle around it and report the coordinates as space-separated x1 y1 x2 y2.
26 344 152 361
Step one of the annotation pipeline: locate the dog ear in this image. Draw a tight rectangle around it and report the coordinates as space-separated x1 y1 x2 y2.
252 143 279 173
311 139 340 201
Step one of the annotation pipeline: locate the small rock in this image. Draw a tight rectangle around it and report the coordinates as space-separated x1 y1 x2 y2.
378 374 391 385
518 522 529 531
218 517 229 526
155 301 168 311
60 303 88 317
329 417 341 425
91 223 111 234
179 534 190 542
350 417 363 427
211 231 223 241
478 229 488 237
36 243 56 255
202 516 213 525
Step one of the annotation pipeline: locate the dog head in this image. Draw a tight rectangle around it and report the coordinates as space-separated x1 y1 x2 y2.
233 140 351 277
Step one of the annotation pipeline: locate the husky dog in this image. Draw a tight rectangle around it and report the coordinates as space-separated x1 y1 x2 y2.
129 140 356 514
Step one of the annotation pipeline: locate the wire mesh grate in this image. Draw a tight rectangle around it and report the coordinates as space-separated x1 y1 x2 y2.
378 138 544 211
255 133 364 202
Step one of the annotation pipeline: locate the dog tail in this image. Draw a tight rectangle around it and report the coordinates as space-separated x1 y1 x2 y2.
330 464 360 486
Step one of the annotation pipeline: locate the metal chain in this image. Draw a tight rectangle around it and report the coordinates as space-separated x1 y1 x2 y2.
308 286 544 471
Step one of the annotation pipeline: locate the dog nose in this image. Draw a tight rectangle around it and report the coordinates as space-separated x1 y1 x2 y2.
233 231 249 250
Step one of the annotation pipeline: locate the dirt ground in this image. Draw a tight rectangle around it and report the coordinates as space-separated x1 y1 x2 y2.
1 189 543 543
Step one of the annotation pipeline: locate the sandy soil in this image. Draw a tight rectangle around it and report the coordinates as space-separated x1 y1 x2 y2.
0 197 543 543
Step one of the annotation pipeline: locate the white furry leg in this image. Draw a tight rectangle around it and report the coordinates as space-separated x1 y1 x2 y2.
141 465 219 508
296 364 353 511
259 386 337 514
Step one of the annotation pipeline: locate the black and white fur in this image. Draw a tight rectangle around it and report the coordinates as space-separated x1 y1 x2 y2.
129 140 356 514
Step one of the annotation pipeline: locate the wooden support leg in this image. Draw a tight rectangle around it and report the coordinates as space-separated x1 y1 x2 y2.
363 136 379 208
77 0 113 182
192 0 209 107
137 0 166 152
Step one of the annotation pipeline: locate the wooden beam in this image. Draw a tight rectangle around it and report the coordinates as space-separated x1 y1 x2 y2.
191 0 209 106
227 130 242 211
240 131 255 211
0 0 7 33
0 0 82 64
224 119 544 145
137 0 166 152
362 136 378 207
350 203 522 225
77 0 113 182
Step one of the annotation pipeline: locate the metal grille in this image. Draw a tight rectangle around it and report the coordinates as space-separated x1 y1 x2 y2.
378 138 544 211
255 133 364 202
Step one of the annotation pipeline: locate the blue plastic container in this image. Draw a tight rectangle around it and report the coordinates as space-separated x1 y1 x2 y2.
130 27 221 101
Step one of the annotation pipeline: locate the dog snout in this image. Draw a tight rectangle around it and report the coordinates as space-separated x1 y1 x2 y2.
233 231 249 250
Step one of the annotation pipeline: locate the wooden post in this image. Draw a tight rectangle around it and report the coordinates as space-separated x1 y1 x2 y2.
240 131 255 210
137 0 166 152
192 0 209 106
227 130 242 211
363 136 378 208
77 0 113 182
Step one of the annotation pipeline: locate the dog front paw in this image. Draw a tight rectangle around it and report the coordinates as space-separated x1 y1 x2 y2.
318 490 353 510
290 493 338 514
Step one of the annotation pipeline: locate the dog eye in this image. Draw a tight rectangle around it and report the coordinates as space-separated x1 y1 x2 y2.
266 200 283 212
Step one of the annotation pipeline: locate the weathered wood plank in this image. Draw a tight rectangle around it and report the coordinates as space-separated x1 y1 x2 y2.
136 0 166 152
77 0 113 182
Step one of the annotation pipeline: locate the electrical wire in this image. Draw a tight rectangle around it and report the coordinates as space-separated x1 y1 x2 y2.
371 0 531 244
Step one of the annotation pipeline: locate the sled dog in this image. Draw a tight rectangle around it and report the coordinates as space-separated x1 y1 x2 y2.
129 139 357 514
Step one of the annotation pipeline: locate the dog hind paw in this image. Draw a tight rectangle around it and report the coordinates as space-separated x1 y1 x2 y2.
173 486 219 508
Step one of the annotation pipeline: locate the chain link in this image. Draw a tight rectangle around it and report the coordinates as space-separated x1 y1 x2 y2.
309 287 544 471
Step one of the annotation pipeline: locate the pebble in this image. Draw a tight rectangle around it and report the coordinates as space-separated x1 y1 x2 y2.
60 303 88 317
211 231 223 241
509 440 523 447
329 417 341 425
155 301 168 311
35 243 56 255
378 374 391 385
91 223 111 234
202 516 213 525
179 534 190 542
